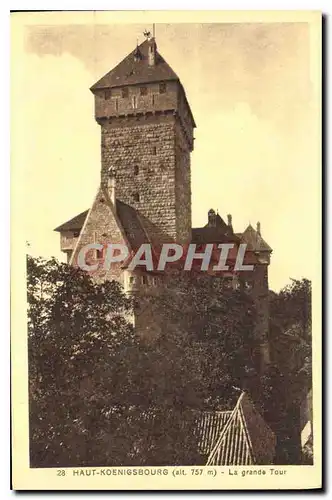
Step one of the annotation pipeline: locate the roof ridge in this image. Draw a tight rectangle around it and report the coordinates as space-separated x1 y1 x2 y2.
90 39 179 91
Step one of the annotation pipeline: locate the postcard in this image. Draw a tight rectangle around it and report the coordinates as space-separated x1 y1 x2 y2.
11 10 322 490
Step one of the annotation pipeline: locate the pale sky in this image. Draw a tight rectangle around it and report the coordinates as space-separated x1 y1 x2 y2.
11 14 321 291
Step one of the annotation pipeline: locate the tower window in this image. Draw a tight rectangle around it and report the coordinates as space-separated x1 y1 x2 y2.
141 275 148 285
159 82 166 94
96 248 103 259
105 90 112 100
134 165 139 175
122 87 129 98
133 192 140 202
140 86 147 96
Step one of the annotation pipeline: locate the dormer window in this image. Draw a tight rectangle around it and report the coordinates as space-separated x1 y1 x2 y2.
140 86 147 96
159 82 166 94
122 87 129 98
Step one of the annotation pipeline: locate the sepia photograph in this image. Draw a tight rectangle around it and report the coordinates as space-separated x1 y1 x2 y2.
11 10 321 490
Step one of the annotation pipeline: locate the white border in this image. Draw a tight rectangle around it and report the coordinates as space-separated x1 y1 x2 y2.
5 2 328 498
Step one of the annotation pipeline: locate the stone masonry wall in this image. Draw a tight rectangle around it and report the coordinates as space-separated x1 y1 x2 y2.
101 114 192 245
174 120 192 242
70 187 129 286
243 264 270 371
94 81 178 121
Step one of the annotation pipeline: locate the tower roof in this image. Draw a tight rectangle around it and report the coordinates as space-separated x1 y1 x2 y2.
240 224 272 252
90 39 180 91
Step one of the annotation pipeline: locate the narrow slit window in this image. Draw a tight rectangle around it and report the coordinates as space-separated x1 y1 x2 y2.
141 275 148 285
122 87 129 98
133 192 140 202
152 146 157 155
134 165 139 175
105 90 112 100
132 95 137 109
96 248 103 259
159 82 166 94
115 98 118 112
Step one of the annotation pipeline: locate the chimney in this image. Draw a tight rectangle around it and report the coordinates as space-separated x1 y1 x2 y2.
227 214 232 227
208 209 216 227
256 221 261 235
107 167 116 207
148 38 157 66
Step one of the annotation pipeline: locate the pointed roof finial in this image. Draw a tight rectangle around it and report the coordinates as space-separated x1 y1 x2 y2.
143 29 151 40
153 23 156 38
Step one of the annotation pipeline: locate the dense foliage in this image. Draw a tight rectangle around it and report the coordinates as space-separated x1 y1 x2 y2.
263 278 312 464
28 257 258 467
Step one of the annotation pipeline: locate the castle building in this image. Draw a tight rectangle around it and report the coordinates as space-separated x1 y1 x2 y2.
54 35 272 371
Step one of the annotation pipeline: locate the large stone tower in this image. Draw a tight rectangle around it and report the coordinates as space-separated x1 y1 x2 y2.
90 36 195 246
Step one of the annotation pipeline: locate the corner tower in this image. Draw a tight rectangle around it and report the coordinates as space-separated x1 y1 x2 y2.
90 36 196 245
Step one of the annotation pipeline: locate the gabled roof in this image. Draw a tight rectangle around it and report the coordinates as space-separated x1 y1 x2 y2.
116 200 150 249
206 392 276 465
54 200 149 251
192 227 239 244
54 210 89 232
240 224 272 252
90 39 179 91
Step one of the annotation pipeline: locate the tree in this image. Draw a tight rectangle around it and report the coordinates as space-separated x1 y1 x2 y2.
28 258 260 467
135 271 258 411
28 255 137 466
269 278 312 401
265 278 312 464
28 256 202 467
